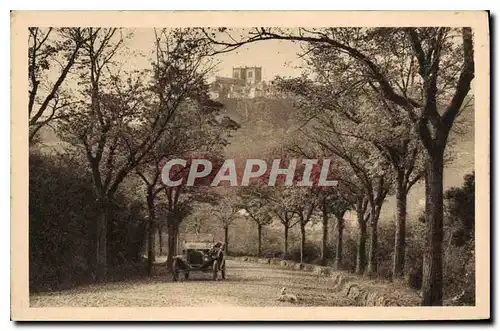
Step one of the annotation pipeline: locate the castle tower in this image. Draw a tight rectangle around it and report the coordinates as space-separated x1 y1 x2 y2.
232 66 262 85
232 67 245 80
243 66 262 85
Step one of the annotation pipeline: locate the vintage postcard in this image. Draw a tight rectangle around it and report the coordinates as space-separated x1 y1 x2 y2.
11 11 490 321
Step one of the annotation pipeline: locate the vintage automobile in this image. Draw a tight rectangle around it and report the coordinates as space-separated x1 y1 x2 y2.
171 233 226 281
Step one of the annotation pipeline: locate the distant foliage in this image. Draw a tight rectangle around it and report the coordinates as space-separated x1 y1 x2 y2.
443 172 475 304
444 172 475 246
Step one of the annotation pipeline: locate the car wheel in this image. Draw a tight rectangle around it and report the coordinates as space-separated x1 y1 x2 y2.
172 259 179 282
212 260 219 280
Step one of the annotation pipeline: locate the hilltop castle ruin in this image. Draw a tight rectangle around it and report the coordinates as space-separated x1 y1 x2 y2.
209 66 277 99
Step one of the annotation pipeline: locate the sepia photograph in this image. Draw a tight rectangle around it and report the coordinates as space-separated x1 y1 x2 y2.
11 10 490 321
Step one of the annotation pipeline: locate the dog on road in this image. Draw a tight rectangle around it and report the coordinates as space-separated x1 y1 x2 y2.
277 287 298 303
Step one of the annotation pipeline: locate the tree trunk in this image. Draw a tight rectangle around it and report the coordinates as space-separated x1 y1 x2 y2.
393 169 407 278
367 220 378 277
88 212 98 282
158 225 163 255
147 193 155 276
356 212 367 275
334 217 344 270
95 203 109 282
321 201 329 266
300 223 306 264
106 206 115 267
167 221 179 271
421 151 445 306
257 223 262 257
147 218 155 275
224 225 229 255
283 225 289 259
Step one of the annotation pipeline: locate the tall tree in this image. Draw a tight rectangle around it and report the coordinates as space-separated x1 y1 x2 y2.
258 152 339 263
137 161 165 276
311 131 391 276
204 27 475 304
270 186 299 258
59 28 213 281
28 28 87 142
136 87 237 275
321 189 351 269
314 185 351 267
238 185 274 257
291 187 318 264
213 194 241 255
161 152 226 269
331 199 350 270
273 39 426 278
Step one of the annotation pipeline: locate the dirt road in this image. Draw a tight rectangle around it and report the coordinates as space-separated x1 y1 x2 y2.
30 260 356 307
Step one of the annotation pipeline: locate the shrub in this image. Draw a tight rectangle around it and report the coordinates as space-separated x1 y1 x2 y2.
29 151 147 292
30 152 98 291
443 238 475 305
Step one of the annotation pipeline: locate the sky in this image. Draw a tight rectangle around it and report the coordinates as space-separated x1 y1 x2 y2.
126 28 306 82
